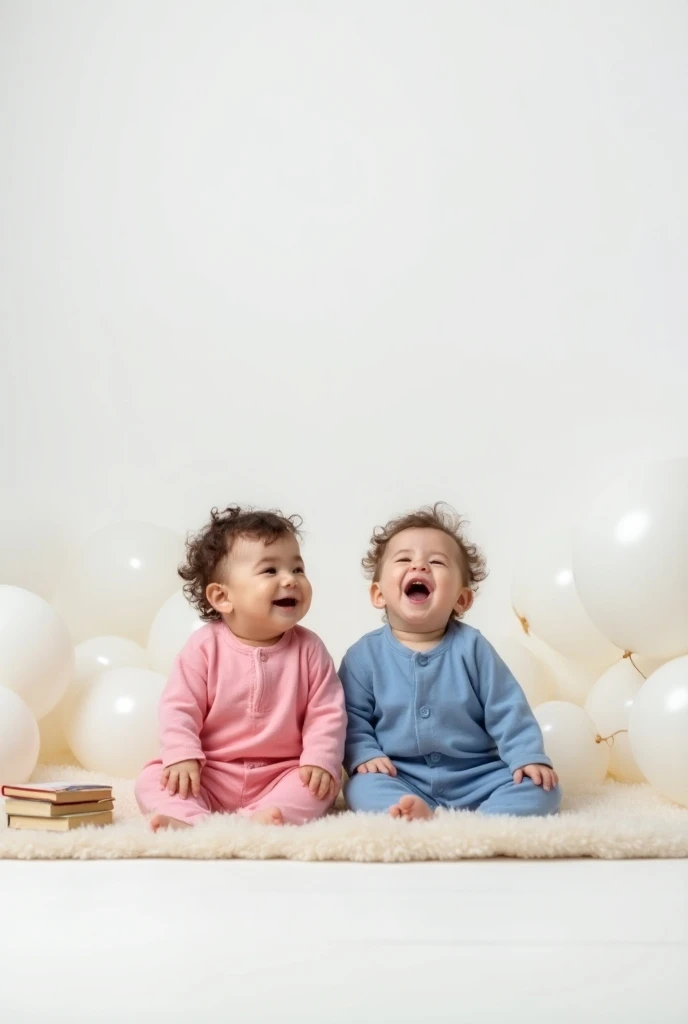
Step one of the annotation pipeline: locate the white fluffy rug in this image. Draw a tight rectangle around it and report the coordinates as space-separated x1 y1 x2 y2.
1 764 687 861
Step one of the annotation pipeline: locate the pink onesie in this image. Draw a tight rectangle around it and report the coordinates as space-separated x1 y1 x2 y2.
135 621 346 825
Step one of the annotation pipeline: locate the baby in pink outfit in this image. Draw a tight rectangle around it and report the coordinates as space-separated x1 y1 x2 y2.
135 505 346 830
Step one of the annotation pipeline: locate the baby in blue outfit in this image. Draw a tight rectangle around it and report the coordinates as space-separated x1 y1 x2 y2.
340 504 561 820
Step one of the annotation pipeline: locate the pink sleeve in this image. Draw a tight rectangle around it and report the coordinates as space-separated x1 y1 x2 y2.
299 638 347 780
159 641 209 769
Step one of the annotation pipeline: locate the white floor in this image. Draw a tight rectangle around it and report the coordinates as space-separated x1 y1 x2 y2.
0 859 686 1023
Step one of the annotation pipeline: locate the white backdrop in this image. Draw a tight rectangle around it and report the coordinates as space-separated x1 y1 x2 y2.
1 1 687 663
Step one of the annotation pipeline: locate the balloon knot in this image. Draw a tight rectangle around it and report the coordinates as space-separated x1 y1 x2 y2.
512 607 530 636
596 730 628 747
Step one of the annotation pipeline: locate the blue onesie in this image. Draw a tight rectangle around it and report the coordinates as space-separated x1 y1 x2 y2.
340 621 561 816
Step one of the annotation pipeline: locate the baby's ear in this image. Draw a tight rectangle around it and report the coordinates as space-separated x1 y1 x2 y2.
369 581 386 611
454 587 474 618
206 582 232 615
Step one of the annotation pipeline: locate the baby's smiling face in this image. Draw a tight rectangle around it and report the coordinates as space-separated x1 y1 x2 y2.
207 533 312 642
370 527 473 634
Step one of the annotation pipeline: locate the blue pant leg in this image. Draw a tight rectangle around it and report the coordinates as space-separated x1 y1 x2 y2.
437 760 561 817
477 773 561 817
344 768 438 814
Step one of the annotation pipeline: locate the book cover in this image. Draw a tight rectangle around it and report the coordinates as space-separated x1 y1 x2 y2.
2 783 113 804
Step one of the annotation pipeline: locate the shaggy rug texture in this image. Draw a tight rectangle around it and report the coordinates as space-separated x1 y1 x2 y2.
1 764 687 861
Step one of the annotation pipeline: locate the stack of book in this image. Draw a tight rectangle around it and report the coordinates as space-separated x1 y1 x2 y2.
2 782 114 831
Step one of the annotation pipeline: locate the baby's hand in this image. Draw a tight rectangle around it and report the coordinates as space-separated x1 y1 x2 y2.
356 757 397 777
161 759 201 799
300 765 337 800
513 764 558 791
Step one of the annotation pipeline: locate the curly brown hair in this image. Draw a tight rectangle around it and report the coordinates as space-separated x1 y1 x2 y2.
178 505 303 621
362 503 488 617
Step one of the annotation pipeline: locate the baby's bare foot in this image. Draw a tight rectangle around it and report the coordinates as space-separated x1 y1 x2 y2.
251 806 284 826
150 813 192 832
389 795 433 822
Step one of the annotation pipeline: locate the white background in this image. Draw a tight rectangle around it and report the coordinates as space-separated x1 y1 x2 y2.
2 1 687 661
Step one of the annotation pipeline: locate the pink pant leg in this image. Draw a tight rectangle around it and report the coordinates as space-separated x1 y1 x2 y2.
241 761 337 825
135 759 243 825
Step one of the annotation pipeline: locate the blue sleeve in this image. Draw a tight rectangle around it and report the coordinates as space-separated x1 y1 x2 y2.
339 650 386 774
473 634 552 774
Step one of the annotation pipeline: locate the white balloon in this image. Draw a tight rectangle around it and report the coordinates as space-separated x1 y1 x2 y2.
488 635 556 708
534 701 609 791
0 586 74 719
0 686 40 784
628 657 688 808
512 528 620 669
584 657 661 782
44 636 149 762
74 635 148 685
521 633 599 706
573 458 688 659
55 521 184 645
65 667 166 778
147 592 206 676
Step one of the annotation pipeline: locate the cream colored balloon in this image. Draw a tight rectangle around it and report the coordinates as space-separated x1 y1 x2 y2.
0 585 74 719
55 521 184 645
38 703 73 764
628 657 688 808
488 635 556 708
0 686 40 784
512 528 620 669
147 592 206 676
573 458 688 659
584 657 661 782
534 701 609 791
521 633 598 706
65 667 166 778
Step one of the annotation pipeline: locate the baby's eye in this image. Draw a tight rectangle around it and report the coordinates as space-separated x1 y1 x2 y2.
430 560 446 566
263 567 277 575
294 566 305 574
396 557 411 563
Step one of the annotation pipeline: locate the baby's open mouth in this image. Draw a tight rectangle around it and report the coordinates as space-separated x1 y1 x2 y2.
404 578 432 604
273 597 298 608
